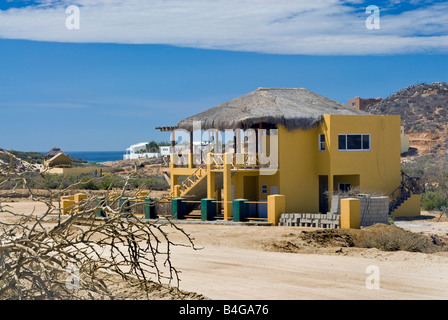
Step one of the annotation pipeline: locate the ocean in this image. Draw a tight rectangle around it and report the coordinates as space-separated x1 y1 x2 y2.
66 151 124 163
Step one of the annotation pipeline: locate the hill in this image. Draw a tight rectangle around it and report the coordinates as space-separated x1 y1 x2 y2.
0 148 92 169
366 82 448 155
0 149 41 172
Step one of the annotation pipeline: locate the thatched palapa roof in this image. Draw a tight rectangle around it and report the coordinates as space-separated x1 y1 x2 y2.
176 88 367 131
45 147 66 159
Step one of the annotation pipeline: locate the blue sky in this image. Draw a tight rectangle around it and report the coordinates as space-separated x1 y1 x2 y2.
0 0 447 152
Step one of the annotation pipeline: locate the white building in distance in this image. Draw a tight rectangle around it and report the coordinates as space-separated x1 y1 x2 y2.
123 142 161 160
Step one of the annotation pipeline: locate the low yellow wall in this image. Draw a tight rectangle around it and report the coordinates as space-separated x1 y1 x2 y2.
61 193 88 214
391 194 421 217
48 166 111 176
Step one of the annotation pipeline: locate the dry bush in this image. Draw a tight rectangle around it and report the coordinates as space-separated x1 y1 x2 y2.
299 224 448 254
0 165 198 300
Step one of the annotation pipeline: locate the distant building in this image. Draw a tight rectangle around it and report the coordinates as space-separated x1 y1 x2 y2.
44 147 72 168
160 146 171 156
123 142 161 160
348 97 382 111
43 146 112 176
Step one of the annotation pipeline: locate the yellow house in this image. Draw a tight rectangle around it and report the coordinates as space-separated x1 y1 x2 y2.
43 147 111 176
44 151 72 168
158 88 422 220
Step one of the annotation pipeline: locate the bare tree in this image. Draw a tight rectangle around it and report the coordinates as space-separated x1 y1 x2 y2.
0 164 197 300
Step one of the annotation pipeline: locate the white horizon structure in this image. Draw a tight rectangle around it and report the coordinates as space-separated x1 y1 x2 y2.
123 142 160 160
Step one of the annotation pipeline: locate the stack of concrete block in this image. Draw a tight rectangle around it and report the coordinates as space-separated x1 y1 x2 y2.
278 213 340 228
329 194 389 227
359 196 389 227
329 196 341 214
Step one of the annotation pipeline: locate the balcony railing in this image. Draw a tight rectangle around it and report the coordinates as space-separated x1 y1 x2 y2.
171 152 273 170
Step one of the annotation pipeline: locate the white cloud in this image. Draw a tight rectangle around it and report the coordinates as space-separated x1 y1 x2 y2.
0 0 446 55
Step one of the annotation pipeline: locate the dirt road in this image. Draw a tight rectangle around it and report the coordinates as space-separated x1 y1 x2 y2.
2 201 448 300
166 224 448 300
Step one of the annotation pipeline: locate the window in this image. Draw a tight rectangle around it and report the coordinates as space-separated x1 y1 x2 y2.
319 134 326 151
338 183 351 192
261 184 267 194
362 134 370 150
338 134 370 151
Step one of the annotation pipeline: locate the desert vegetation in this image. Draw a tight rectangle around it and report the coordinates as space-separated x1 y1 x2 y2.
0 164 199 299
402 154 448 210
12 172 169 191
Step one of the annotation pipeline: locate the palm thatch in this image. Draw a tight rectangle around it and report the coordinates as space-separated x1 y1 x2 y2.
45 147 66 160
176 88 368 131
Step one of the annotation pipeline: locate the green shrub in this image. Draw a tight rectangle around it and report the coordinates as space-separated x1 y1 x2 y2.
79 177 99 190
422 191 448 211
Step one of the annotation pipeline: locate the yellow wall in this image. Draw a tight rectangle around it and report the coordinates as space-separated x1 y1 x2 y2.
230 171 279 201
278 126 319 213
333 175 360 192
391 194 421 217
258 173 280 201
47 166 111 176
324 115 402 196
276 115 417 215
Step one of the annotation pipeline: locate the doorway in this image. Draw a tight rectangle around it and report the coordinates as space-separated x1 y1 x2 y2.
319 175 329 214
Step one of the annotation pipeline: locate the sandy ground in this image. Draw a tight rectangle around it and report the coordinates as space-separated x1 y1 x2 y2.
1 200 448 300
164 223 448 300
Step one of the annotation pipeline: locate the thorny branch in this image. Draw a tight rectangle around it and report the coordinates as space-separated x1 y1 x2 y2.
0 164 198 300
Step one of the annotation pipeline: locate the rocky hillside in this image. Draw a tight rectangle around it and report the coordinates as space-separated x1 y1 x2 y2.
0 149 41 172
366 82 448 155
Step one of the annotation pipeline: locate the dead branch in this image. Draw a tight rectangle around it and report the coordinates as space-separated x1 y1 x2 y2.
0 166 197 300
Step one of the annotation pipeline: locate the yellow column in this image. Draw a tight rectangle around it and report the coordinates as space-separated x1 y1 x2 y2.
328 174 334 212
173 185 180 197
206 153 215 199
340 198 361 229
223 153 232 220
74 193 88 213
268 194 285 226
188 153 194 169
61 195 75 215
170 153 178 195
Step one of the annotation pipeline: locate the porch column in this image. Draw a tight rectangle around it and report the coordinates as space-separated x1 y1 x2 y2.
206 153 215 199
170 130 175 151
169 153 178 195
188 131 194 168
223 153 232 220
328 174 334 212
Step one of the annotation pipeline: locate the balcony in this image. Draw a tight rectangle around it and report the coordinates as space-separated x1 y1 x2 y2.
170 152 275 171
